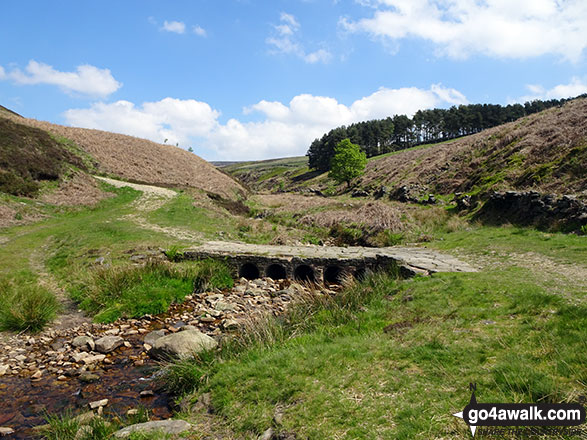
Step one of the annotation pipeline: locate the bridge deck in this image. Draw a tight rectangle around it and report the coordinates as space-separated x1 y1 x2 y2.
182 241 476 280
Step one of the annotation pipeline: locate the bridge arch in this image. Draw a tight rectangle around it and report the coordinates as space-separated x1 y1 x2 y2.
266 263 287 280
239 262 260 280
324 265 343 284
294 264 315 282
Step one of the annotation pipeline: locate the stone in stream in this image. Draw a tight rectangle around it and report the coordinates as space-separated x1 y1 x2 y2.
143 330 166 347
89 399 108 410
113 420 192 438
149 330 217 360
79 372 100 383
82 354 106 365
72 336 95 352
0 427 15 436
95 336 124 354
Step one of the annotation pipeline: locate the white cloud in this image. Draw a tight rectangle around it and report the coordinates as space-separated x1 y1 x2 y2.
162 20 186 34
64 98 220 146
267 12 333 64
193 25 207 37
0 60 121 98
342 0 587 61
514 77 587 102
64 84 466 160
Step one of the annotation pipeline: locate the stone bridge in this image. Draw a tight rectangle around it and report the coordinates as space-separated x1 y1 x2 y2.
179 241 476 283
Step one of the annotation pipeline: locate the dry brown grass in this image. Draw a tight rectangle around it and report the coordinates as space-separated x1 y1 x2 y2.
0 201 46 228
2 113 246 200
253 193 345 213
301 201 405 233
361 98 587 197
41 173 113 206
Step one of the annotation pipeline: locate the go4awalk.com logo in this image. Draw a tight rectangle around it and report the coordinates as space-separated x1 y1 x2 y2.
453 383 586 437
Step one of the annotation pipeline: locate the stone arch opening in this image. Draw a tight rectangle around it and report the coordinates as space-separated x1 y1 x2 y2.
239 262 260 280
324 265 343 284
294 264 315 282
266 264 287 280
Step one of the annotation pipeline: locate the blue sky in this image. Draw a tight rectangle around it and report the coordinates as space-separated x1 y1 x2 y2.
1 0 586 160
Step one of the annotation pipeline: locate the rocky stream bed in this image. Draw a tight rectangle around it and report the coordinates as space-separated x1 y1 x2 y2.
0 278 329 439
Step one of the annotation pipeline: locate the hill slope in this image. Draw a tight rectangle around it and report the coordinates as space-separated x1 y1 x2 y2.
0 110 245 200
359 98 587 198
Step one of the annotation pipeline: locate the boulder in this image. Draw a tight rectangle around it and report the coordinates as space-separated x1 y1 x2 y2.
144 330 166 347
72 336 95 352
113 420 192 438
149 329 217 360
95 336 124 354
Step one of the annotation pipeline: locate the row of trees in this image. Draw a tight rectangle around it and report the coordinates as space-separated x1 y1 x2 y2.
307 95 584 171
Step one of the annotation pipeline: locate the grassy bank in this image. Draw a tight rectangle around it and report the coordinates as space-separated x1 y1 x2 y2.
73 260 233 323
163 227 586 439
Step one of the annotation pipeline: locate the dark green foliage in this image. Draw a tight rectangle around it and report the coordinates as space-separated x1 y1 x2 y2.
307 95 583 171
0 117 86 196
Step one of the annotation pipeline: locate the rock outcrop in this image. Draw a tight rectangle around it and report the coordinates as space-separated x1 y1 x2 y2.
479 191 587 230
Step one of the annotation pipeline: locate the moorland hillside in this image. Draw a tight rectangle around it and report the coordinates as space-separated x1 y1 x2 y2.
0 107 245 200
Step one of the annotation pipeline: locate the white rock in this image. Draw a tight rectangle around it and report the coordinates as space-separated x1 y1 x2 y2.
0 427 15 436
89 399 108 409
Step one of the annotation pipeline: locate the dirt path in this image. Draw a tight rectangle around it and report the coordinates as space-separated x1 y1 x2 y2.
95 176 203 242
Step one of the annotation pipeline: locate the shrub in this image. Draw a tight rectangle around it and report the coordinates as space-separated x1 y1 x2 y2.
0 280 59 332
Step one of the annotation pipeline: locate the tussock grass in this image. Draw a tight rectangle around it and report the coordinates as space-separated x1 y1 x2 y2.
40 407 152 440
74 260 233 323
0 279 59 332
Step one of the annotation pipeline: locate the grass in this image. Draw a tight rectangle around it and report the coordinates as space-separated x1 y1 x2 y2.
0 278 59 332
148 192 305 244
0 184 180 328
72 260 233 323
40 406 168 440
161 227 586 439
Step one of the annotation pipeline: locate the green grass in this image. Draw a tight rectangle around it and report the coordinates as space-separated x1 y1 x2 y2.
147 192 304 244
40 406 159 440
0 278 59 332
72 260 233 323
431 223 587 265
0 184 179 328
147 193 236 239
162 227 586 439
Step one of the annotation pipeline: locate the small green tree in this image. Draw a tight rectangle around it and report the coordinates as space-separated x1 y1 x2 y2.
329 138 367 187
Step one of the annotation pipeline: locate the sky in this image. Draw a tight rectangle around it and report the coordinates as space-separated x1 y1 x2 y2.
1 0 586 161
